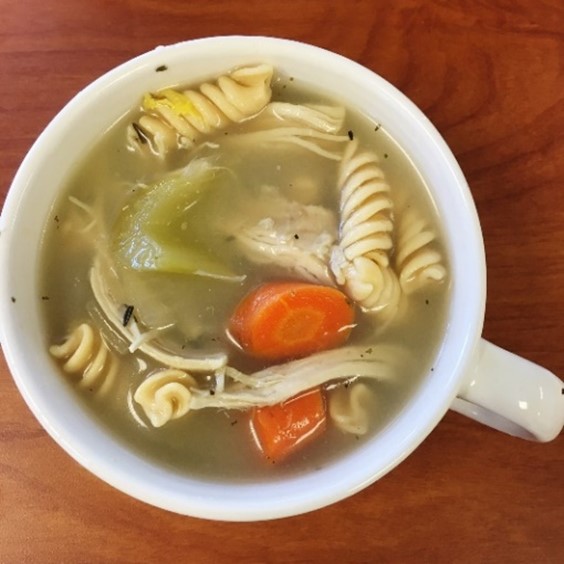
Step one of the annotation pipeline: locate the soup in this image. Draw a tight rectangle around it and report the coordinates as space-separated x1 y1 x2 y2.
41 64 450 481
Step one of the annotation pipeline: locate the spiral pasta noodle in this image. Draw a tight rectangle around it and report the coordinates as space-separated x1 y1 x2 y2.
333 254 401 322
134 369 197 427
49 323 118 395
331 140 400 319
329 381 373 435
129 64 274 157
337 140 394 267
395 208 447 294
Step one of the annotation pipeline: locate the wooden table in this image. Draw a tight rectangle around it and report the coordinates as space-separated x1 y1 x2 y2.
1 1 562 562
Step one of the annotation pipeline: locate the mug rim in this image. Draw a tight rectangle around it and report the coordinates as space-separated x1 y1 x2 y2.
0 35 486 520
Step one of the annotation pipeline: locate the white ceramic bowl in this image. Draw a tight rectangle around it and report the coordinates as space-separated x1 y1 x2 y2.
2 36 558 521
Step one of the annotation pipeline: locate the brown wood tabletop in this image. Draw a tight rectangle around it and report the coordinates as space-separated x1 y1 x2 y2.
1 0 563 562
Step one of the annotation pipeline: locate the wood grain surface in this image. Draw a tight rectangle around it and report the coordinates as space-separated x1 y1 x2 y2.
1 1 563 562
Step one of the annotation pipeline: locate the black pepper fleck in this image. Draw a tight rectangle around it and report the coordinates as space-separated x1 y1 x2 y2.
122 304 134 327
155 65 168 72
294 233 299 240
347 130 354 140
210 389 216 396
11 297 16 303
132 122 149 144
384 153 388 159
374 123 381 132
425 299 429 305
41 296 50 301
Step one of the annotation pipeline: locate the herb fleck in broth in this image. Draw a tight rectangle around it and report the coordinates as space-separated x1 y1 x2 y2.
41 67 450 482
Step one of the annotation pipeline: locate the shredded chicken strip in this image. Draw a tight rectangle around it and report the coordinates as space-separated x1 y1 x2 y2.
134 344 401 425
89 256 228 372
222 187 338 285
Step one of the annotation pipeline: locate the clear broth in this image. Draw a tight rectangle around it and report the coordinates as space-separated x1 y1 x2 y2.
40 73 450 482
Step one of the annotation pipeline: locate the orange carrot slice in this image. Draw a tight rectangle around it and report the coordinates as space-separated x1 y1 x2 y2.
251 388 327 462
228 281 355 362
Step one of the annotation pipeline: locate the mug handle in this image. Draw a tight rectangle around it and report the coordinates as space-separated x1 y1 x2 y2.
451 339 564 442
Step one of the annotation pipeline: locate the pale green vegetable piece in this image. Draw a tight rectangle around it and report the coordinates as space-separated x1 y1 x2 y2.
112 158 239 278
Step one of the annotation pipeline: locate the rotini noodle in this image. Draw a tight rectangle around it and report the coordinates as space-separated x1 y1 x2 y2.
329 382 373 435
337 140 394 267
49 323 118 395
129 115 176 157
395 208 447 294
129 64 274 157
333 254 401 321
331 140 400 319
134 369 197 427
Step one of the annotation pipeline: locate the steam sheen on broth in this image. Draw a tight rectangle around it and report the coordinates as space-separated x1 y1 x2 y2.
41 65 450 481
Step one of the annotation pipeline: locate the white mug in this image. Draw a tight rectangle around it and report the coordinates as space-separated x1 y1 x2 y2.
0 36 562 521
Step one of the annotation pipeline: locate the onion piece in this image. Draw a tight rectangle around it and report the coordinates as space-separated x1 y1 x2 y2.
89 256 228 372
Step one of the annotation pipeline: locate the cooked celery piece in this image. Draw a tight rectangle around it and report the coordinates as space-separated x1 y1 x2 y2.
112 158 238 278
